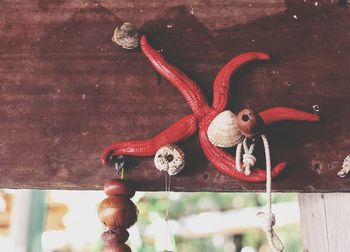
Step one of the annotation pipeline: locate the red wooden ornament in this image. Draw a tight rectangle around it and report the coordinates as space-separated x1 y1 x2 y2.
236 108 264 138
104 179 136 198
101 226 130 244
103 243 132 252
98 196 138 228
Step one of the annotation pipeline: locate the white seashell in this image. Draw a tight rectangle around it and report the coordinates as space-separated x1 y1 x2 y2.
207 110 244 148
338 154 350 178
154 144 185 176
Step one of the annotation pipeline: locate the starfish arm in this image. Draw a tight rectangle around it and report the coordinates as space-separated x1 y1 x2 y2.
199 112 286 182
101 114 198 165
140 35 209 119
259 107 320 125
212 52 270 112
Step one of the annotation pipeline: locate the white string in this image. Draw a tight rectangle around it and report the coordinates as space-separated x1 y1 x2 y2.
164 172 174 252
236 142 243 172
235 135 284 252
257 134 284 252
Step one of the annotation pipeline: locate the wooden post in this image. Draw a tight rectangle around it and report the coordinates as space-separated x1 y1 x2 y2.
299 193 350 252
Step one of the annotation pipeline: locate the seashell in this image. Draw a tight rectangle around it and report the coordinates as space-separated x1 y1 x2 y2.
154 144 185 176
207 110 244 148
338 154 350 178
112 22 139 50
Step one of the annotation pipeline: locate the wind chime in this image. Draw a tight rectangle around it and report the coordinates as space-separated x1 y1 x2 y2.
97 23 320 252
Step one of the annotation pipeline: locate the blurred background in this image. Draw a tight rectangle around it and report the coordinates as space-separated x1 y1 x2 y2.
0 190 300 252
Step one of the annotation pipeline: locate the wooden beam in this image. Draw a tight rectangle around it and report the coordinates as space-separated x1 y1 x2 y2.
0 0 349 191
299 193 350 252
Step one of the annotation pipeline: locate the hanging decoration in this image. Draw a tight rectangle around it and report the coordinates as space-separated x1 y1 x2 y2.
98 178 138 252
154 144 185 176
154 144 184 251
102 22 320 252
102 31 320 182
154 144 185 251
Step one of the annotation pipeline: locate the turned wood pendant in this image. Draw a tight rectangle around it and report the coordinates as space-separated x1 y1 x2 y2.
98 179 138 252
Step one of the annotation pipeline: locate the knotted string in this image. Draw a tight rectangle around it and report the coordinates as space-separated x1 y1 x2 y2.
235 134 284 252
235 138 256 175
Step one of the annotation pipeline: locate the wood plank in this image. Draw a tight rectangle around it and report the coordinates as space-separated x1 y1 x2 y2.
299 193 329 251
323 193 350 251
0 0 349 191
299 193 350 252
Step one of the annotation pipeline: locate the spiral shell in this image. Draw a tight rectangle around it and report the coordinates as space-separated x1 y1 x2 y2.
154 144 185 176
207 110 244 148
112 22 139 49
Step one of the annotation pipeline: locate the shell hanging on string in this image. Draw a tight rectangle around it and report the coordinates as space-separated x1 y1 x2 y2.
207 110 244 148
154 144 185 176
338 154 350 178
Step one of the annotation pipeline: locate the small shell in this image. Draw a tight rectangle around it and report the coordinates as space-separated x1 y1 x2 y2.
338 155 350 178
154 144 185 176
112 22 139 49
207 110 244 148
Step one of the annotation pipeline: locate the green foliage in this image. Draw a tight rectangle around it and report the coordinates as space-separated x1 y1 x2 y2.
136 192 301 252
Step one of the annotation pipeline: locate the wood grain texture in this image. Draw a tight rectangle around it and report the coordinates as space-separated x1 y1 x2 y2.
0 0 349 191
299 193 350 252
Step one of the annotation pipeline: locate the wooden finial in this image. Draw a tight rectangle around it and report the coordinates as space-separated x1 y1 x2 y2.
236 108 264 138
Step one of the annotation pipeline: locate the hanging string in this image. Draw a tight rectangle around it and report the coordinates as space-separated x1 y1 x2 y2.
235 142 243 172
114 157 125 180
236 135 284 252
164 172 175 252
120 168 125 180
257 134 284 252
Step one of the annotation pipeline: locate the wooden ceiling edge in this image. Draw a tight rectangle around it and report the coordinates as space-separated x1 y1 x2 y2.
1 185 350 193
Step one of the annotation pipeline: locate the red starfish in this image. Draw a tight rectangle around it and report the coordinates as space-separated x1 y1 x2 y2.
102 35 319 182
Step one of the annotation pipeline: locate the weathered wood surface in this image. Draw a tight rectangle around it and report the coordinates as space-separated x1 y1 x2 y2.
0 0 349 191
299 193 350 252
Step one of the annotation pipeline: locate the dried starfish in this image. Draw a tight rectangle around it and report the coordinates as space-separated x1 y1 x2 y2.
102 35 319 182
